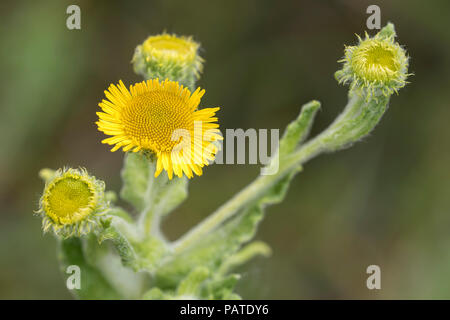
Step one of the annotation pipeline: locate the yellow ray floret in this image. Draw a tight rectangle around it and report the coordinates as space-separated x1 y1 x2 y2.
96 79 222 179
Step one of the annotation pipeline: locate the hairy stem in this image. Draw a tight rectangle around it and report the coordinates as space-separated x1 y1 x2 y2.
172 117 326 253
172 91 388 253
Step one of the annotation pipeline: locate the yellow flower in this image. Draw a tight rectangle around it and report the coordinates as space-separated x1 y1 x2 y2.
336 24 409 98
132 33 203 89
37 168 107 238
96 79 222 179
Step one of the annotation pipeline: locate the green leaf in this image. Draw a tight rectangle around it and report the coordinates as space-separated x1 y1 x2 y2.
58 238 121 299
98 217 168 273
176 266 210 297
154 167 300 289
120 152 152 211
261 101 320 176
98 221 139 269
204 274 241 300
120 152 188 234
145 171 189 218
218 241 271 276
82 234 149 299
279 100 321 156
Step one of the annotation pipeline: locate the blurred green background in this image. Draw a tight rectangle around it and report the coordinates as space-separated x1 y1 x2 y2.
1 0 450 299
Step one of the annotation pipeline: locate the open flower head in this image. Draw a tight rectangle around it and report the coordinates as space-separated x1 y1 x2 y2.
96 79 222 180
336 23 409 98
132 33 203 89
37 168 107 238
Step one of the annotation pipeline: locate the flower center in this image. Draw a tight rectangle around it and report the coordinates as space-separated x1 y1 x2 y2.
353 41 399 82
143 37 193 58
121 91 193 152
47 177 93 223
366 46 395 68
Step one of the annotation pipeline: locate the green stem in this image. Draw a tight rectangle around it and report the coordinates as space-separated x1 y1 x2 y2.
172 131 324 253
172 92 388 254
138 161 156 237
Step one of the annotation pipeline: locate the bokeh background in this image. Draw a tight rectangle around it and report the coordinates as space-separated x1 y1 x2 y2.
1 0 449 299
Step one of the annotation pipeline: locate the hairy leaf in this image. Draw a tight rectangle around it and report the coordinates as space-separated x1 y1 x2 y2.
58 238 121 299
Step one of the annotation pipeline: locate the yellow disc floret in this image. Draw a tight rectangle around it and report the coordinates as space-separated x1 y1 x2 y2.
37 168 107 238
96 79 222 179
120 85 194 152
46 177 93 224
142 34 199 63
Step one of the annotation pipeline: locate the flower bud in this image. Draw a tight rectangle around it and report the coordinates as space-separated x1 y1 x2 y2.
335 23 410 99
36 168 108 238
132 33 203 90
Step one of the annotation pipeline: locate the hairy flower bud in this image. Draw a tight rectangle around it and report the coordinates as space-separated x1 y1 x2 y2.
335 23 410 99
36 168 108 238
132 33 204 90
